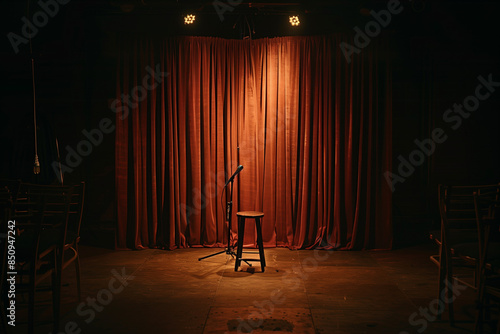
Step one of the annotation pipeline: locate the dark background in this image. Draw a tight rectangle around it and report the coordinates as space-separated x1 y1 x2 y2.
1 0 499 248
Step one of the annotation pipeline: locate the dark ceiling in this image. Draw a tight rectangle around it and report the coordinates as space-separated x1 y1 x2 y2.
3 0 500 42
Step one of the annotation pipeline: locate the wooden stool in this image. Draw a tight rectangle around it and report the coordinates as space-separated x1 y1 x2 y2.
235 211 266 272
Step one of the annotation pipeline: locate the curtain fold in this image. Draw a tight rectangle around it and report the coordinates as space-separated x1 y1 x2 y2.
115 34 392 250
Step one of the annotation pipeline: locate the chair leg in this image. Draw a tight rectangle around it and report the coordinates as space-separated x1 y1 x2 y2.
75 249 82 301
474 298 484 334
235 218 245 272
28 266 36 334
444 248 455 326
52 251 61 334
437 245 446 320
255 218 265 272
447 277 455 326
0 303 7 334
0 257 9 334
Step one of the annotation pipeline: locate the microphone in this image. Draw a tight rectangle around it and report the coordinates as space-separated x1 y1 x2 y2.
224 165 243 187
34 154 40 174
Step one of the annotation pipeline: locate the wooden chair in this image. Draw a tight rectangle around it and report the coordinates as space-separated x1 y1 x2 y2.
432 183 500 324
13 183 73 334
473 191 500 333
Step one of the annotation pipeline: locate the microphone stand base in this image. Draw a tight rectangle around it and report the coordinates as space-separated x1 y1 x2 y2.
198 247 252 267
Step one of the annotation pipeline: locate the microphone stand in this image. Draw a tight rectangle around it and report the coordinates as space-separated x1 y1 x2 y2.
198 176 250 266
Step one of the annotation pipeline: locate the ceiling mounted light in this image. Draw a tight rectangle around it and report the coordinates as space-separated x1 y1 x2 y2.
289 15 300 27
184 14 196 25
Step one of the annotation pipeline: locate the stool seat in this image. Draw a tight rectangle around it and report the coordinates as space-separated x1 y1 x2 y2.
237 211 264 218
235 211 266 272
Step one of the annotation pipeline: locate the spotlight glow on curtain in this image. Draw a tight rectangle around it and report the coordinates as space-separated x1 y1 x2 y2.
115 35 392 250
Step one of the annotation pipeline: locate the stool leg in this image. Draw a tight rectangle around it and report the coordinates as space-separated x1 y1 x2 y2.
235 217 245 271
255 217 266 272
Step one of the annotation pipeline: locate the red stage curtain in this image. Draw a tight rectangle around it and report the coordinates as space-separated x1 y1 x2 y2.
114 35 392 250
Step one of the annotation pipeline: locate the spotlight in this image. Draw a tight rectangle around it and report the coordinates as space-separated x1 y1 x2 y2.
184 14 196 25
289 15 300 27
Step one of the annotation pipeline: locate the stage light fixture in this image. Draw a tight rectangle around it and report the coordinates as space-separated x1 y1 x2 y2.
289 15 300 27
184 14 196 25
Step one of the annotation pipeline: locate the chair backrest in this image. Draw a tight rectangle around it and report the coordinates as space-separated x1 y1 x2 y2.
438 183 500 231
14 183 74 256
473 190 500 261
67 182 85 238
0 187 13 223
